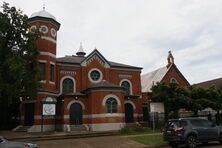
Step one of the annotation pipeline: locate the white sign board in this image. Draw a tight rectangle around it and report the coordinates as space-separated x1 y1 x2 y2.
150 102 164 113
42 104 56 115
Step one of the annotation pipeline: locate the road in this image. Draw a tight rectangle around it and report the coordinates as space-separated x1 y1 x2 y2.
35 136 147 148
35 136 222 148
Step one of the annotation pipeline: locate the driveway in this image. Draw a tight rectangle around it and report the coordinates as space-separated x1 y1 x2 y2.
35 136 147 148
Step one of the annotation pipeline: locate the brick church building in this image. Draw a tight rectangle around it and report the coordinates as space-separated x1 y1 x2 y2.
18 9 189 132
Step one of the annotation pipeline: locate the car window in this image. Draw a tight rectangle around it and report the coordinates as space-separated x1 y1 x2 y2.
166 120 187 128
190 119 212 127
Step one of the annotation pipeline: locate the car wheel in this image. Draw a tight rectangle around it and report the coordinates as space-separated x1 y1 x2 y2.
186 135 198 148
219 133 222 144
169 142 178 148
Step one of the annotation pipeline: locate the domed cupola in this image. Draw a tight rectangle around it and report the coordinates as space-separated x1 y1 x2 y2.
30 9 57 21
28 8 60 30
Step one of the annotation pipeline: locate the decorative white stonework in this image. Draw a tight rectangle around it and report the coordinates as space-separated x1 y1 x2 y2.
40 52 56 58
41 36 56 44
39 25 48 34
81 52 110 68
50 28 56 37
88 123 125 131
30 25 37 33
102 94 121 106
118 74 132 78
60 70 76 75
124 100 136 111
67 100 85 110
59 76 76 95
87 55 105 66
120 79 133 95
88 68 103 83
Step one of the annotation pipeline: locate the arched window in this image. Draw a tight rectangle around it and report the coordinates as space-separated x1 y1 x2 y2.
62 78 74 94
105 97 117 113
170 77 178 84
121 81 131 95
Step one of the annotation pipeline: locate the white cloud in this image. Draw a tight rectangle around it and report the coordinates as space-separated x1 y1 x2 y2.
3 0 222 84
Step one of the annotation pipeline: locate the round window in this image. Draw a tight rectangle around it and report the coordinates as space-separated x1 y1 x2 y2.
30 25 37 33
51 28 56 37
88 68 103 83
39 25 48 34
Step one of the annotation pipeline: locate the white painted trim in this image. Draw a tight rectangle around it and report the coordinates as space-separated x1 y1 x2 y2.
88 122 125 131
102 94 121 106
67 100 85 110
38 60 47 63
49 81 55 85
39 80 46 83
124 100 136 110
120 79 133 95
40 52 56 58
41 36 56 44
83 113 124 119
37 91 58 96
50 61 55 65
88 68 103 83
59 76 76 95
111 67 141 72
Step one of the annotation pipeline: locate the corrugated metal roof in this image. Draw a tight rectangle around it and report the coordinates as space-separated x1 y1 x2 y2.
141 66 170 92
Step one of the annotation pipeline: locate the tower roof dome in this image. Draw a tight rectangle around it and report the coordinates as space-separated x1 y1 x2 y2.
30 10 56 21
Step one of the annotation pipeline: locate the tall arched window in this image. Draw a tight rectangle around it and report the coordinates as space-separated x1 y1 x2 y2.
105 97 117 113
62 78 74 94
121 81 131 95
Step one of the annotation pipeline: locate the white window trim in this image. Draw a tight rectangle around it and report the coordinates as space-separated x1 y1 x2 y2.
102 94 121 107
124 100 136 111
67 100 85 110
49 62 55 84
59 76 76 95
120 79 133 95
38 60 47 83
88 68 103 83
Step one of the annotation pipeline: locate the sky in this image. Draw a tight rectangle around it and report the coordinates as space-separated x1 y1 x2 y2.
2 0 222 84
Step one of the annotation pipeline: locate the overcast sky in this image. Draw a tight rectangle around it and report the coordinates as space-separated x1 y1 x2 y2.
2 0 222 84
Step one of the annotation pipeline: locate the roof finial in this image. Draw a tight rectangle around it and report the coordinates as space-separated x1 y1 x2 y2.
43 0 45 11
167 50 174 68
76 42 86 57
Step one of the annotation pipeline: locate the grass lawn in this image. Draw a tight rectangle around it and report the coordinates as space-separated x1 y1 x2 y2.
129 134 167 146
118 127 161 135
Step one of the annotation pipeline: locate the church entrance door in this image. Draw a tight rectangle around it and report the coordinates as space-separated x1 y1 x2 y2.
70 103 82 125
24 103 34 126
125 103 134 123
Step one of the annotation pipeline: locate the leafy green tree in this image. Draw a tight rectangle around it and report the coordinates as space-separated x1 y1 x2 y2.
151 82 190 121
0 2 39 129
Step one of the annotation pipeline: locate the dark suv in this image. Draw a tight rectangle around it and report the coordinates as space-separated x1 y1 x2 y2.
163 118 222 148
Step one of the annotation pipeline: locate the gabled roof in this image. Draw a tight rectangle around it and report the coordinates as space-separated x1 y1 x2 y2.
195 77 222 89
141 65 171 92
83 80 125 93
56 49 142 69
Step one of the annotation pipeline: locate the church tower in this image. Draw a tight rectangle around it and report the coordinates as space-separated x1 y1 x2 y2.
22 9 60 131
28 8 60 92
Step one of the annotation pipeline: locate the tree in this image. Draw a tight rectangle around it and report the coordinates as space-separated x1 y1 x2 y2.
0 3 39 129
151 82 190 121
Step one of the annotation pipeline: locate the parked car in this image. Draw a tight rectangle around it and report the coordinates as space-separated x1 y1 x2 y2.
163 118 222 148
0 136 38 148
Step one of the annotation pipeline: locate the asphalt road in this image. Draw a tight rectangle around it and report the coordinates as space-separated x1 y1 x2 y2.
35 136 222 148
35 135 147 148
